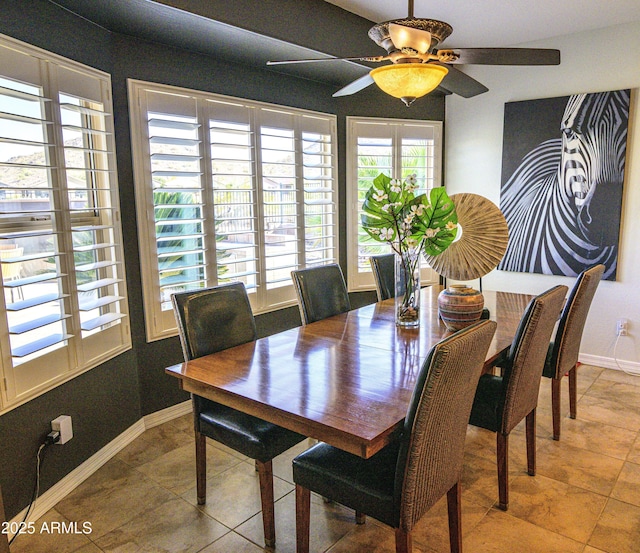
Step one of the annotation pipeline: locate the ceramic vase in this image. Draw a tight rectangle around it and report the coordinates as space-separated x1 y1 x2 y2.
438 284 484 331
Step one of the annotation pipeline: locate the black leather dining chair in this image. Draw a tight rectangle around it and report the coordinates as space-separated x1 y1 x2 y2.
291 264 351 324
468 284 567 511
293 320 497 553
172 282 306 548
369 253 395 301
542 264 604 440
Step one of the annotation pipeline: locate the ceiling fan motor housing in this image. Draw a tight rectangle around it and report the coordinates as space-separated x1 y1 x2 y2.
368 18 453 54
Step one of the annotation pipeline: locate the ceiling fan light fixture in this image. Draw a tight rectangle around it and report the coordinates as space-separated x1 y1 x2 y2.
370 63 449 106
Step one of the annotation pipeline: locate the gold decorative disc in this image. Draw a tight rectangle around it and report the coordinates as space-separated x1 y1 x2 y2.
424 193 509 281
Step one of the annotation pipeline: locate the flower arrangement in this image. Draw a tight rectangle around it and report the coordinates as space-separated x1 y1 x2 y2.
361 173 458 325
361 173 458 256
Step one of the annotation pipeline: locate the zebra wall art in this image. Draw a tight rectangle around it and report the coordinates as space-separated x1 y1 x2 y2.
498 89 630 280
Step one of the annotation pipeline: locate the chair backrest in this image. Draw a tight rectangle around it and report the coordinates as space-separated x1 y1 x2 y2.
291 264 351 325
394 320 497 531
500 284 567 433
369 253 395 301
172 282 257 360
548 264 605 378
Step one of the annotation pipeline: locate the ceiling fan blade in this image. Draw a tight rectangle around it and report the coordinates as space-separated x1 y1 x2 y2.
267 55 385 66
388 22 432 54
441 48 561 66
332 73 375 97
437 65 489 98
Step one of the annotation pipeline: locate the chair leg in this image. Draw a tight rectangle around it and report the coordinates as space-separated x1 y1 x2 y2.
256 460 276 548
526 409 536 476
446 480 462 553
195 430 206 505
551 377 562 441
295 484 311 553
355 511 366 524
394 527 412 553
497 432 509 510
569 364 578 420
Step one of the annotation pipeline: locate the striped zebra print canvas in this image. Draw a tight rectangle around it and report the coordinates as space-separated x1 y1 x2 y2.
498 89 630 280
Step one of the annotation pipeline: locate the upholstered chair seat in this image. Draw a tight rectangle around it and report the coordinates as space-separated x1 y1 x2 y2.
293 320 497 553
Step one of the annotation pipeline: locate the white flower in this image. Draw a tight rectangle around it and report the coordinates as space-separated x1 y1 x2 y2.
406 237 418 249
390 179 402 193
373 191 388 202
380 228 394 240
424 227 440 238
404 213 415 225
410 204 424 216
381 203 391 212
406 174 417 185
445 221 457 230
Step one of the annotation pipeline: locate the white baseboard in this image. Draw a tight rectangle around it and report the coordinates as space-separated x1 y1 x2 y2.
579 354 640 374
9 400 192 532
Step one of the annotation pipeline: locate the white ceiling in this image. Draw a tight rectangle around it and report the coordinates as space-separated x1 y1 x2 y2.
325 0 640 48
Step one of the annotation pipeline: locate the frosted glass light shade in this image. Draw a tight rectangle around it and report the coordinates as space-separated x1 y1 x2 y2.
370 64 449 105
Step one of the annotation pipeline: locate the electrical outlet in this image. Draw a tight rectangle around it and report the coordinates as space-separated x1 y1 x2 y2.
617 319 628 336
51 415 73 444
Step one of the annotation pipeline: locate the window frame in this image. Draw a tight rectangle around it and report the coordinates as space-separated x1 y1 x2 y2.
0 34 131 413
128 80 339 342
345 116 444 292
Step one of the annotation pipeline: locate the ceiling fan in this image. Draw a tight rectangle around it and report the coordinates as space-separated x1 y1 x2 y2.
267 0 560 106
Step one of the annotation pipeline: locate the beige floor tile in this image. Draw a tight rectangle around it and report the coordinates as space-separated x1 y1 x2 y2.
135 441 243 495
235 490 355 553
462 508 583 553
585 379 640 409
507 473 607 542
583 547 608 553
577 394 640 432
611 461 640 507
626 433 640 464
54 459 177 539
412 495 491 553
594 368 640 387
588 498 640 553
115 423 192 468
540 417 637 460
272 437 316 484
93 496 228 553
536 441 624 496
8 509 97 553
181 460 293 529
199 531 264 552
460 451 500 508
326 520 436 553
167 412 194 433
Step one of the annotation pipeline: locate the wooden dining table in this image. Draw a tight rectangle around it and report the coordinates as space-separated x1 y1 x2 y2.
165 285 534 459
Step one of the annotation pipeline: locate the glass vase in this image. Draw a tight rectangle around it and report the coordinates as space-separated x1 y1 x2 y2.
395 248 421 327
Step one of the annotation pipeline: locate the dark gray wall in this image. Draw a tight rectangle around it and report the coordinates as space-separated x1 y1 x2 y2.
0 0 445 519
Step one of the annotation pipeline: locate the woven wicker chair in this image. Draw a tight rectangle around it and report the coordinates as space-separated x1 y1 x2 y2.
543 264 605 440
172 283 305 548
469 285 567 510
291 264 351 325
293 320 497 553
369 253 395 301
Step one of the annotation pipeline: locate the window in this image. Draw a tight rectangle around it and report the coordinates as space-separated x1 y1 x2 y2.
129 80 338 341
346 116 443 291
0 35 130 411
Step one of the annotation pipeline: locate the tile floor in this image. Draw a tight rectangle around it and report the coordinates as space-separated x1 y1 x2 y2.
10 364 640 553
